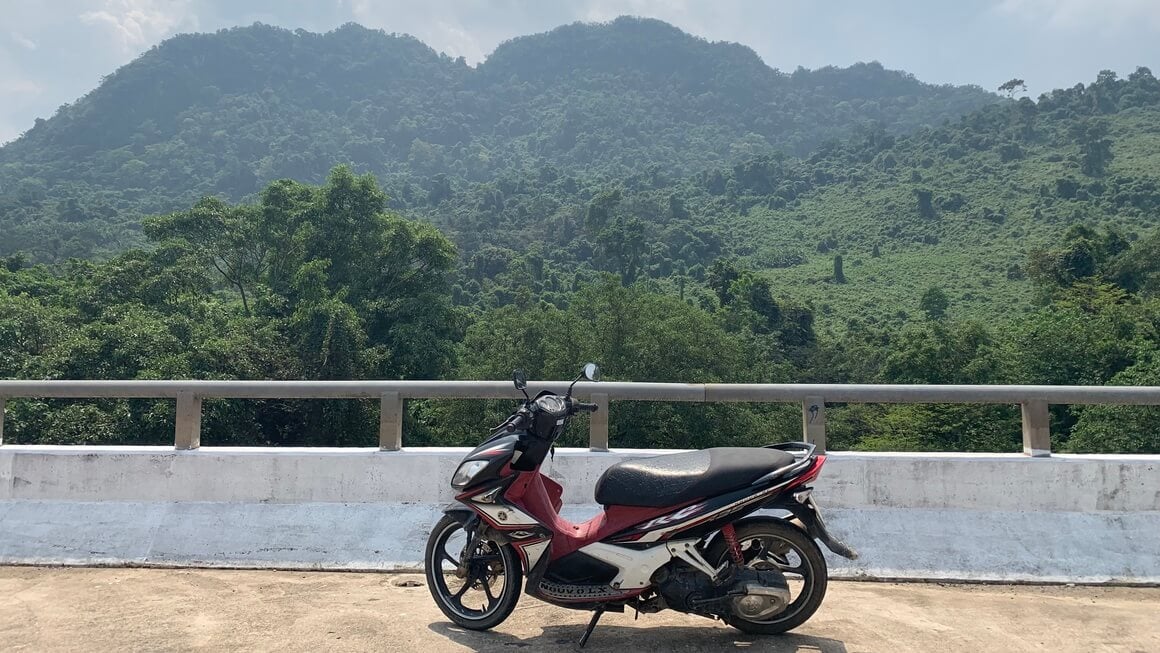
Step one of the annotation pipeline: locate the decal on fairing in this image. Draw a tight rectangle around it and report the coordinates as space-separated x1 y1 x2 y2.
634 502 708 531
516 540 550 569
631 485 784 543
474 503 540 528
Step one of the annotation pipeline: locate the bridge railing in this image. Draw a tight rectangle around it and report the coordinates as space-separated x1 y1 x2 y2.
2 380 1160 455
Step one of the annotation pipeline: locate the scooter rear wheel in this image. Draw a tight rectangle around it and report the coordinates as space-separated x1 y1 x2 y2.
424 514 522 630
706 519 828 635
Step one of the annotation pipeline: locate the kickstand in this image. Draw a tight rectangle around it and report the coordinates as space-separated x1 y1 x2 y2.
578 607 604 648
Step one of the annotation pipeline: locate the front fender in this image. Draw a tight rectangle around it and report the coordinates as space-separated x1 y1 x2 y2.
442 502 516 548
442 502 477 524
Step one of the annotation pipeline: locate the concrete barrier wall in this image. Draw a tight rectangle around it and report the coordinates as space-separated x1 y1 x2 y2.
2 446 1159 583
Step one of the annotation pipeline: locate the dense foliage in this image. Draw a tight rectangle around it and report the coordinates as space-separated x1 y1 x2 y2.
0 18 995 261
2 19 1159 452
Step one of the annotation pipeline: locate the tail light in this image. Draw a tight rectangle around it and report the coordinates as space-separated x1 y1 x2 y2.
786 454 826 489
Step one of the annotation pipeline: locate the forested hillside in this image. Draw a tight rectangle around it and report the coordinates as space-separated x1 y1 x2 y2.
0 18 995 261
407 66 1160 334
2 19 1160 453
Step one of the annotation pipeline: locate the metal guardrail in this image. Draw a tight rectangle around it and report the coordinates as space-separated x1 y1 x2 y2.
2 380 1160 455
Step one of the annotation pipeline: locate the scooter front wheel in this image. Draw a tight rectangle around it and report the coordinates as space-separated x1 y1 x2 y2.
424 514 522 630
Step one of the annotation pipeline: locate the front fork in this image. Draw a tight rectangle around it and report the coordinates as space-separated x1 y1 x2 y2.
454 514 483 579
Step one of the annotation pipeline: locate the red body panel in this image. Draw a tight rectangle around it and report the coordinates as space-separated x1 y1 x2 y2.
504 470 696 560
541 473 564 513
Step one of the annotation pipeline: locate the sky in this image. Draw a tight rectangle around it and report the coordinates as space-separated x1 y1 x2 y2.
1 0 1158 144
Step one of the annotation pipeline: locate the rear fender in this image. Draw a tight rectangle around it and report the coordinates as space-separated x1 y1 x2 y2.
723 513 856 561
760 493 859 560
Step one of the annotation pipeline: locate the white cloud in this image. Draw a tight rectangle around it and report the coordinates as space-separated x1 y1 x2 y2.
343 0 516 63
579 0 692 23
431 20 486 62
9 32 38 50
994 0 1160 32
0 123 22 146
79 0 196 53
0 78 44 96
0 78 45 143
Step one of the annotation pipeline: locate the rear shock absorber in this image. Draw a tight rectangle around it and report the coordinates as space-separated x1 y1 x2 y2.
721 523 744 565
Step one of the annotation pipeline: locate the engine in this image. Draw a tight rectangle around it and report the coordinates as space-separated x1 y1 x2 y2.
652 560 791 619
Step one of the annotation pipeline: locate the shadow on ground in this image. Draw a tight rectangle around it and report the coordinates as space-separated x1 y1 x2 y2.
429 621 847 652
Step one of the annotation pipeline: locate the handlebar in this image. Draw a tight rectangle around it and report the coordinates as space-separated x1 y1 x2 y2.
489 395 598 437
574 401 599 414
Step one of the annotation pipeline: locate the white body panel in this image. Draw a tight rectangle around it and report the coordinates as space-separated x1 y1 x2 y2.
578 539 699 588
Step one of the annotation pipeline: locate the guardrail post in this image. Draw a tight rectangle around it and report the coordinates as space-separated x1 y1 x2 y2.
589 393 609 451
1021 400 1051 457
802 396 826 453
175 391 202 450
379 391 403 451
0 397 6 445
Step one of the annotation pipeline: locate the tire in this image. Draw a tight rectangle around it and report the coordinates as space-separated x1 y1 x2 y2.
424 514 522 631
705 519 828 635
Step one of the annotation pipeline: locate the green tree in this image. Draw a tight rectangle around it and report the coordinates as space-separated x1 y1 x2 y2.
443 277 793 449
707 258 741 306
919 287 949 320
143 198 263 315
1068 355 1160 453
997 78 1027 98
1074 120 1114 176
1002 288 1144 388
913 188 936 219
883 320 1000 385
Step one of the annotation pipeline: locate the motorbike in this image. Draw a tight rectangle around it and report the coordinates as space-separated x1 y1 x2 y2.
424 363 858 647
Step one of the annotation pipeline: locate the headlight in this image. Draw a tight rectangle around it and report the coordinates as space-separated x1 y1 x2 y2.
536 395 567 414
451 460 489 489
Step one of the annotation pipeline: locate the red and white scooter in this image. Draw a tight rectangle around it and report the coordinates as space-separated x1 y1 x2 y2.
424 364 857 647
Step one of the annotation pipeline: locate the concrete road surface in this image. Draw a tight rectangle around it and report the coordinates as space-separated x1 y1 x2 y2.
1 567 1158 652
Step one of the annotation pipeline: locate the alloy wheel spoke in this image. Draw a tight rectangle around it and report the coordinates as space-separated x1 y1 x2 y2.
452 569 476 599
763 551 800 572
780 562 808 576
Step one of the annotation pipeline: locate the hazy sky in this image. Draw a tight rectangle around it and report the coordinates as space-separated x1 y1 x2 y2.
2 0 1158 144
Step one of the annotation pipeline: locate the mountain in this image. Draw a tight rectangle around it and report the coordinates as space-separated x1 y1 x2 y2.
0 17 996 261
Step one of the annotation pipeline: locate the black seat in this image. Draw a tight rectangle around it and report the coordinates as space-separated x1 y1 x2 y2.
594 447 798 508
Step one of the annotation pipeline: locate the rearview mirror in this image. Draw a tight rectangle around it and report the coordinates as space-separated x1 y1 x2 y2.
583 363 601 382
512 369 527 390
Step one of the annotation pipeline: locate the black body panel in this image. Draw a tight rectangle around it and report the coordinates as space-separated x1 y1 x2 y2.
457 434 519 490
595 447 796 507
545 552 620 585
511 430 552 471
